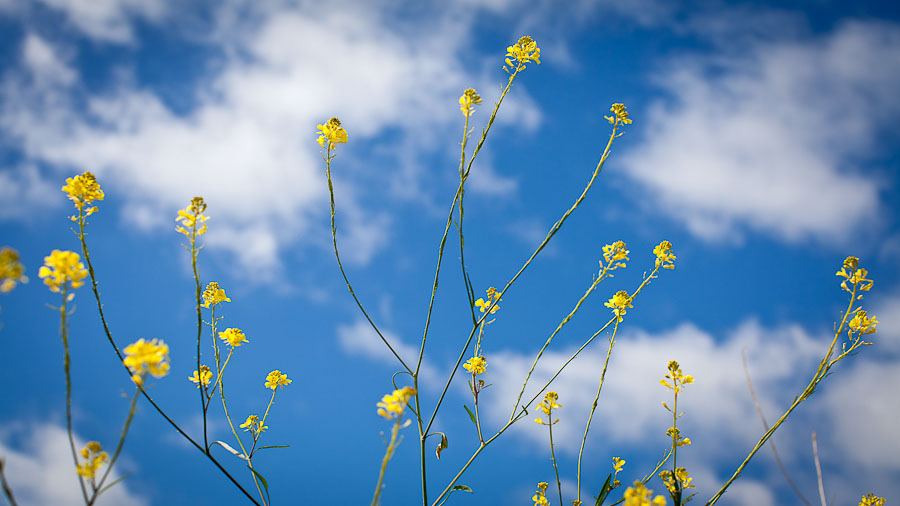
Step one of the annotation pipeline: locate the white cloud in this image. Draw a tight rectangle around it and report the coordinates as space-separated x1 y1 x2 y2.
0 4 541 279
34 0 166 43
0 163 61 220
21 33 76 86
337 319 439 386
0 422 146 506
622 20 899 245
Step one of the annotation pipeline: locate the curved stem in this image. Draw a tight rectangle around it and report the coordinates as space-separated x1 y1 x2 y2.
59 286 89 504
0 459 19 506
91 387 140 504
372 417 404 506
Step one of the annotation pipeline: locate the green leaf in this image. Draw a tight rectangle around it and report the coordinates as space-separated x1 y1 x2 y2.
257 445 290 451
210 440 248 461
464 405 477 425
435 432 448 460
451 485 473 493
249 466 271 505
97 472 131 497
595 473 612 506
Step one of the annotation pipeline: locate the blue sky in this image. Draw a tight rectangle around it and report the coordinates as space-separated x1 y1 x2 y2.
1 1 899 505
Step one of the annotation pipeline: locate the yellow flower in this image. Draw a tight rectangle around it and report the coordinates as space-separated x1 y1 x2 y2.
837 257 874 292
175 197 209 237
189 365 212 388
376 386 416 420
605 290 633 322
653 240 676 269
532 482 549 506
623 481 666 506
535 391 562 424
123 338 170 382
0 247 27 293
38 250 88 295
602 241 629 271
62 171 104 221
75 441 108 480
202 282 231 309
660 360 694 392
859 494 885 506
474 286 502 314
265 370 292 390
612 456 625 487
659 467 694 495
463 356 487 375
219 327 248 348
240 414 268 437
459 88 483 117
604 103 633 125
317 117 348 150
849 310 878 336
505 35 541 71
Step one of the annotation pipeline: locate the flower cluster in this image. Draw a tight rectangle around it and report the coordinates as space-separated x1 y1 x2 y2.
601 240 629 272
62 171 104 221
859 494 886 506
605 103 633 125
459 88 483 117
76 441 109 480
623 481 666 506
534 391 561 425
240 414 268 437
605 290 633 322
265 370 292 390
123 338 170 385
612 456 626 488
38 250 88 295
531 482 549 506
376 386 416 421
189 365 213 388
475 286 502 314
837 256 874 293
175 197 209 238
659 467 695 494
849 310 878 336
317 117 348 150
505 35 541 71
202 282 231 309
0 247 27 293
660 360 694 394
654 240 676 270
219 327 248 348
463 355 487 375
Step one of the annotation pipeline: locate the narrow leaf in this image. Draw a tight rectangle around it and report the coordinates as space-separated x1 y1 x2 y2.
258 445 290 451
451 485 473 493
435 432 448 460
97 472 131 497
210 440 248 461
464 405 477 425
595 473 613 506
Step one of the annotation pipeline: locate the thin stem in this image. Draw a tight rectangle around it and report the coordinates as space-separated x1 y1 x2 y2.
324 152 412 374
812 433 827 506
77 213 260 504
0 459 19 506
59 286 89 504
576 321 618 505
457 111 477 326
189 229 207 452
219 375 266 506
90 387 140 505
372 417 403 506
548 420 562 506
740 349 811 506
249 390 278 458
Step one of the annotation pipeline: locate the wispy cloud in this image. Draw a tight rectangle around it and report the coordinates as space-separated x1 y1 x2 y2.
0 422 146 506
622 20 900 246
336 319 438 387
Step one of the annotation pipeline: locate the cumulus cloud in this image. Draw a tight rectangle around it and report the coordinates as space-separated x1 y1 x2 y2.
336 319 438 387
0 5 541 280
0 422 146 506
33 0 167 43
622 20 900 245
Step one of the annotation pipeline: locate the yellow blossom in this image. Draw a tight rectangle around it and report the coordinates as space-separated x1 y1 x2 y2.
202 282 231 309
475 286 502 314
605 290 633 322
505 35 541 71
623 481 666 506
459 88 483 117
62 171 104 221
535 391 562 425
612 456 625 487
532 481 549 505
859 494 885 506
189 365 212 388
123 338 170 382
75 441 108 480
660 360 694 393
602 241 629 271
219 327 248 348
849 310 878 336
265 370 292 390
463 356 487 375
659 467 695 495
240 414 268 437
0 247 27 293
654 240 676 269
837 256 874 292
376 386 416 420
175 197 208 238
604 103 633 125
317 117 348 150
38 250 88 295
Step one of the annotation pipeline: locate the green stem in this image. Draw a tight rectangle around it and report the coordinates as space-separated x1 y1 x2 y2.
189 227 207 452
548 419 562 506
59 285 89 504
372 416 403 506
89 386 140 505
576 321 618 505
